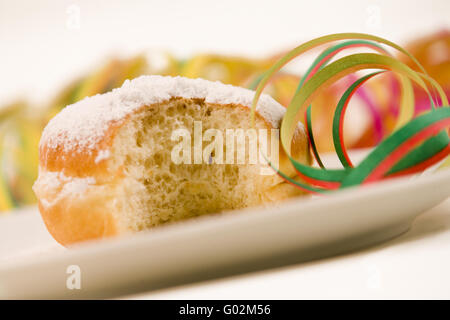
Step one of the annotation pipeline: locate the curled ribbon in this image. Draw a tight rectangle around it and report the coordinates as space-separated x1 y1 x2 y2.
250 33 450 194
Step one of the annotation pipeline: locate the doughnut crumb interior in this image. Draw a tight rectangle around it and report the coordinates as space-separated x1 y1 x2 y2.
33 76 310 246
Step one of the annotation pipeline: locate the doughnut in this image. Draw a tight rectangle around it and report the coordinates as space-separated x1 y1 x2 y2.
33 76 311 246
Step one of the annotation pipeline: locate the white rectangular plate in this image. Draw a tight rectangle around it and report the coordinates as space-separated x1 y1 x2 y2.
0 166 449 299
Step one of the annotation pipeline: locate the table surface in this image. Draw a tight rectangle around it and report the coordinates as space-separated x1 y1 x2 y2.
122 198 450 300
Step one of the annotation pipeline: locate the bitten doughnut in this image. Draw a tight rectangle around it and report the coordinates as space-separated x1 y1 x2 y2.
33 76 311 246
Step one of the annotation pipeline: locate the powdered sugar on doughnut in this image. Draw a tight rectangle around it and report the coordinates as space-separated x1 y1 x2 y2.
32 171 96 208
95 150 111 163
40 75 291 152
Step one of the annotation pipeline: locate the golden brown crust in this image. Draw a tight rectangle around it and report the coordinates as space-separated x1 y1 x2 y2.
39 118 120 180
38 195 119 246
35 98 310 246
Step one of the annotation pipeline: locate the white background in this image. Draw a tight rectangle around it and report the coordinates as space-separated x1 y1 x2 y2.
1 0 449 105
